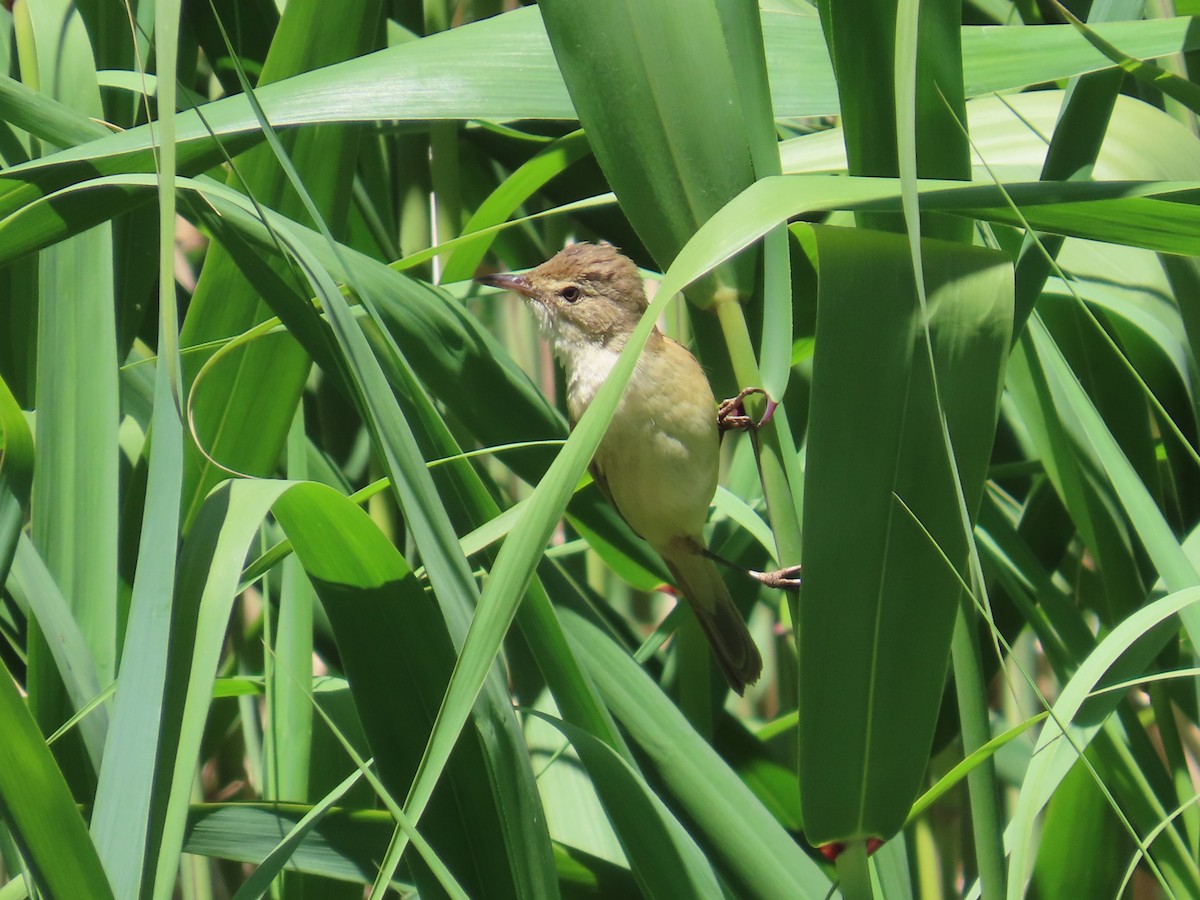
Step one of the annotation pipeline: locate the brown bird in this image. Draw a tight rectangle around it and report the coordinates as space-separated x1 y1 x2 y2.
478 243 798 694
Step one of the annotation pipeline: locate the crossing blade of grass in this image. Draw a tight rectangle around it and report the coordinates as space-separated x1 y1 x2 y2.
559 608 831 898
0 654 114 900
5 535 106 766
906 712 1047 825
440 128 590 285
0 372 32 586
228 768 364 900
225 56 560 897
179 0 381 528
1053 0 1200 114
526 711 723 899
271 481 552 898
1005 586 1200 897
182 803 402 888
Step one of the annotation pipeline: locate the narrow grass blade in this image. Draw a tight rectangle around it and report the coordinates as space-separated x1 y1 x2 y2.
89 0 187 891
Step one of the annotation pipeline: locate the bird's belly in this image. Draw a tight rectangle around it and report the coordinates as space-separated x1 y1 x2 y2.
597 431 715 548
593 387 718 549
562 336 719 550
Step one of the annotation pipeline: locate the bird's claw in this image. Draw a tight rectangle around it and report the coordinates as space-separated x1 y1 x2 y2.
749 564 802 592
718 387 778 433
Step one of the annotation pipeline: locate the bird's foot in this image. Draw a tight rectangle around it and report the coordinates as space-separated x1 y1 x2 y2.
749 564 802 592
718 387 778 433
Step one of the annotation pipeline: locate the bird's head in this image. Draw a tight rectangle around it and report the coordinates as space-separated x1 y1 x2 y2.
476 243 649 349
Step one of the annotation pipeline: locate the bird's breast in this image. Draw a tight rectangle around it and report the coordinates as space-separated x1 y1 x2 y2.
561 340 621 423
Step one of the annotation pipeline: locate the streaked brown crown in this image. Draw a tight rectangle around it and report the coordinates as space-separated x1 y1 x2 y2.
530 242 648 314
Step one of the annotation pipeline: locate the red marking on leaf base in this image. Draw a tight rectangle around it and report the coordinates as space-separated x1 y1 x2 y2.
818 838 884 861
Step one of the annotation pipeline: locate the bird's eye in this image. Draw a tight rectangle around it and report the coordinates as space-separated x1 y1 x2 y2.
560 285 581 303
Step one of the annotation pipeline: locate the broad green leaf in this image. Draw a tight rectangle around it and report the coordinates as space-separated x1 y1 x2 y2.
798 224 1013 842
539 0 758 301
182 802 637 896
22 0 119 801
4 9 1199 194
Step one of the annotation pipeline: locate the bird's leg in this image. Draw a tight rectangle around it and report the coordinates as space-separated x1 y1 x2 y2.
751 564 804 591
712 391 797 587
717 387 778 433
700 546 802 593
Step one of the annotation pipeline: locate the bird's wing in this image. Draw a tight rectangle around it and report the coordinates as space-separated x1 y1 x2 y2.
588 458 644 541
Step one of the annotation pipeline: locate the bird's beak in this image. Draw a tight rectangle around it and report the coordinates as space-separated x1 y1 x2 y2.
475 271 537 299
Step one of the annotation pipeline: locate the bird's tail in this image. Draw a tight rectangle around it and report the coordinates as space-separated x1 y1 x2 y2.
662 548 762 695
